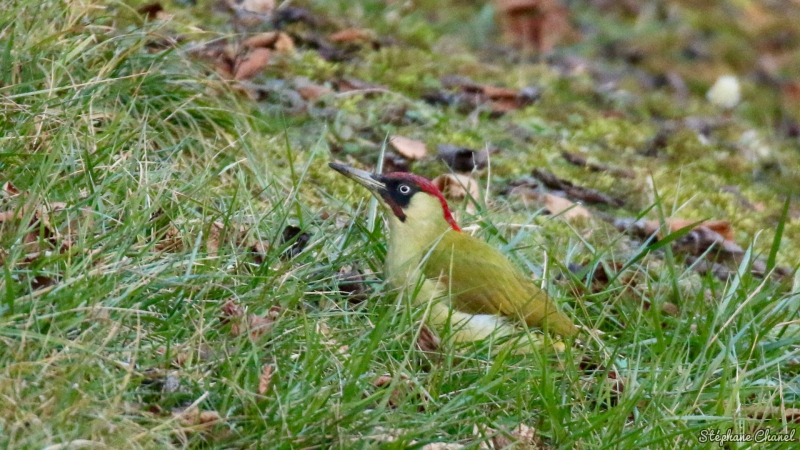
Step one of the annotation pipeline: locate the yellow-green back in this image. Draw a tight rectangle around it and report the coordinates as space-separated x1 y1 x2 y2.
422 231 578 337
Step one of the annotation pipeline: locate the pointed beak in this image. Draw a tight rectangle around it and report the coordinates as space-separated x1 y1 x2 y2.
329 163 386 193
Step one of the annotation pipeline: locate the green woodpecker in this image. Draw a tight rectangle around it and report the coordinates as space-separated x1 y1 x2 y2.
330 163 578 344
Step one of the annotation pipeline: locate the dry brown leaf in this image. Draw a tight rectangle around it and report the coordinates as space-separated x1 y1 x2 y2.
437 144 489 172
242 32 279 49
154 226 182 252
383 151 410 173
221 299 245 319
433 174 479 201
477 423 542 449
561 151 635 179
335 77 387 94
272 32 296 53
422 444 464 450
206 222 223 257
510 187 591 220
243 31 295 53
495 0 576 52
481 85 519 99
246 312 275 339
293 78 333 101
329 28 375 43
235 48 271 80
175 407 223 431
258 365 272 394
543 193 591 220
228 0 274 14
510 424 538 445
137 2 163 20
743 405 800 423
390 135 427 160
435 76 540 115
335 265 370 302
532 168 623 207
664 219 734 241
222 299 279 340
297 84 331 101
416 324 440 353
371 375 412 408
251 239 269 264
373 375 394 388
433 173 480 214
660 302 680 317
0 210 19 223
280 225 311 259
2 182 20 197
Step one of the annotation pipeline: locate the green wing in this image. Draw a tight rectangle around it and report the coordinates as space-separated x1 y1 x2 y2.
423 231 578 337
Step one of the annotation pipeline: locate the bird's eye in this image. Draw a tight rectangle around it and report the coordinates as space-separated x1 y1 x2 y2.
398 184 411 195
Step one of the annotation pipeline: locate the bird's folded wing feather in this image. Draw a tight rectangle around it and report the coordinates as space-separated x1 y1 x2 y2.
422 232 578 337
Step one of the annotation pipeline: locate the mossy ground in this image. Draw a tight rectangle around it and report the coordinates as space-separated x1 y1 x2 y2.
1 0 798 448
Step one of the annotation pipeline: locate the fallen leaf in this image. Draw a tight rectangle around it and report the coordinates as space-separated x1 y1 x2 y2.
335 265 370 302
480 85 518 100
243 31 295 53
743 405 800 423
561 151 635 178
432 173 480 213
613 218 742 260
0 210 20 222
272 6 318 27
328 28 375 44
258 365 272 394
174 407 223 431
335 77 387 94
371 375 413 408
435 76 541 115
416 324 440 353
476 423 543 449
189 40 237 80
247 316 275 337
566 260 628 293
390 135 427 160
542 193 591 220
2 181 20 197
137 2 163 20
294 82 332 101
383 151 410 173
221 299 245 319
274 32 295 54
495 0 576 52
373 375 394 388
281 225 311 259
227 0 274 15
154 226 182 252
532 168 624 207
510 186 591 221
366 427 402 443
437 144 489 172
250 239 269 264
421 444 464 450
206 222 223 256
221 300 279 339
667 218 734 241
235 48 271 80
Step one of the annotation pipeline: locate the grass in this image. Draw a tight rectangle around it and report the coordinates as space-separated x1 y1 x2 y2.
1 0 799 448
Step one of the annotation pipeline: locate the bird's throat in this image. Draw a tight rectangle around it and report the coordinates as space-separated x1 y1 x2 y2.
384 206 453 287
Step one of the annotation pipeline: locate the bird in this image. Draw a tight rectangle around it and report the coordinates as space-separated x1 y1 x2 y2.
329 162 578 347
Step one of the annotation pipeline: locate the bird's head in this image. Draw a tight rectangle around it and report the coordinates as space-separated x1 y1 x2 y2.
329 163 461 232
